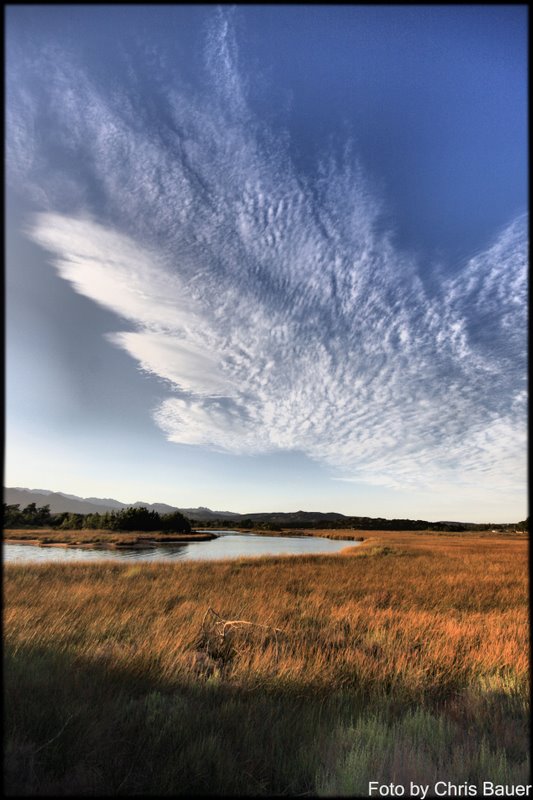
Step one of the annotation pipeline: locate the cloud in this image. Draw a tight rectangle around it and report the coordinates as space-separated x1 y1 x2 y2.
8 12 527 501
109 332 234 396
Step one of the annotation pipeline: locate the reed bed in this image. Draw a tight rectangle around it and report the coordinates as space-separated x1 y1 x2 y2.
3 528 215 546
4 533 529 795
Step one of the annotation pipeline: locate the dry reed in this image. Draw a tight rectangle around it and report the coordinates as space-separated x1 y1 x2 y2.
4 533 529 795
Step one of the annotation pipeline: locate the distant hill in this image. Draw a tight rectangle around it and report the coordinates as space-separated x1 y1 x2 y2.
239 510 348 525
3 490 356 524
177 507 241 522
4 487 522 530
5 488 123 515
3 487 239 520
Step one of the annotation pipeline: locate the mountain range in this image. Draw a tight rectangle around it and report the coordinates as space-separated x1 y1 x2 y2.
4 487 239 521
4 487 520 530
3 488 384 525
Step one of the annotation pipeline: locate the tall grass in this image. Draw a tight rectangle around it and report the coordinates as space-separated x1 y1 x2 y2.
4 534 529 794
3 528 214 545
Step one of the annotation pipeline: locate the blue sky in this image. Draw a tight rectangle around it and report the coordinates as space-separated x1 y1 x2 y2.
5 5 527 522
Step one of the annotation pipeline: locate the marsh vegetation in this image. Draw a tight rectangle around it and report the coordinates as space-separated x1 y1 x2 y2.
4 533 529 795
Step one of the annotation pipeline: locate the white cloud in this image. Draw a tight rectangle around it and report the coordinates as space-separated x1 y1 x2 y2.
9 13 528 504
28 214 197 333
108 332 235 396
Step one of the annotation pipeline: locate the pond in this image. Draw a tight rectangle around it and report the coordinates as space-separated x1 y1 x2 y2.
3 531 361 563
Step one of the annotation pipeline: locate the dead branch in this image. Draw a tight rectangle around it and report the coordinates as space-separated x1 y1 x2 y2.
198 607 287 664
203 607 286 639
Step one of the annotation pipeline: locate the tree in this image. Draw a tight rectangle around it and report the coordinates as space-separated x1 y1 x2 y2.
12 503 53 527
3 503 22 528
22 502 38 521
51 512 69 528
109 507 161 532
160 511 192 533
59 513 84 530
84 513 104 529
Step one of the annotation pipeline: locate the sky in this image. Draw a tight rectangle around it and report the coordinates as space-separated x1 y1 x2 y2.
5 5 528 522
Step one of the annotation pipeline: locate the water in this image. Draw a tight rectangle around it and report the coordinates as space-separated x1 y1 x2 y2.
3 531 361 563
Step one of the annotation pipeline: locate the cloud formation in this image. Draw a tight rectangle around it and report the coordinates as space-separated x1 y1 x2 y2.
7 12 527 500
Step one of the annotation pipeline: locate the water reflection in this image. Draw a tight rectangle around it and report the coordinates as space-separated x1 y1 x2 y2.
4 531 360 563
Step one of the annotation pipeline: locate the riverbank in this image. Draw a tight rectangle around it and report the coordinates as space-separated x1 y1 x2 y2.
193 526 528 540
3 528 217 548
5 532 529 795
5 526 526 550
199 527 365 540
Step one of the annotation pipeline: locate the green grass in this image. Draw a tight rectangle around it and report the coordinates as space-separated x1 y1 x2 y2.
316 704 530 796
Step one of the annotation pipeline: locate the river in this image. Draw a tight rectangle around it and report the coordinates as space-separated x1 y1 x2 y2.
3 530 361 563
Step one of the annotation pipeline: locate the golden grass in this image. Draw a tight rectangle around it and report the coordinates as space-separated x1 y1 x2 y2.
5 533 528 698
3 528 215 546
4 532 529 794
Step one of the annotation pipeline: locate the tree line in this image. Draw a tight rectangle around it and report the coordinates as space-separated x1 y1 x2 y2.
3 503 191 533
181 515 529 532
3 502 528 534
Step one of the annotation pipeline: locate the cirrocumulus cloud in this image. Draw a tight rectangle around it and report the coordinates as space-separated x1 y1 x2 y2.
7 11 527 501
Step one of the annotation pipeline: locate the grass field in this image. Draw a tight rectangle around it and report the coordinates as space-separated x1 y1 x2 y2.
4 532 529 795
3 528 216 547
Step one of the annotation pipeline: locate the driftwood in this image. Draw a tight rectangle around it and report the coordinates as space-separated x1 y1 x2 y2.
201 606 285 639
199 607 286 661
